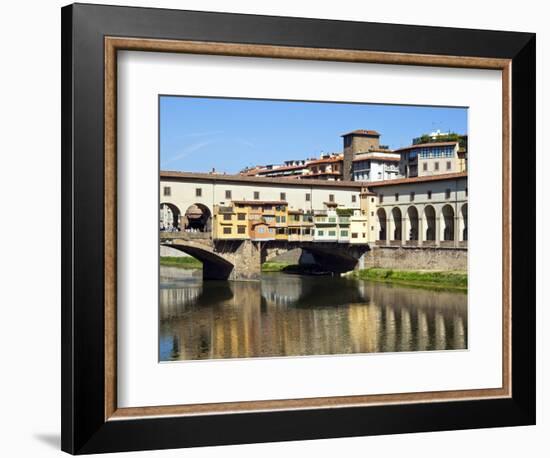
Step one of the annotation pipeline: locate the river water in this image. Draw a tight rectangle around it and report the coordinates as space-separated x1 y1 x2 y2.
159 266 467 361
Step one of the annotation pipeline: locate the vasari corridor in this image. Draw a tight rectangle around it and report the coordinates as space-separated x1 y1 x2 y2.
159 96 468 361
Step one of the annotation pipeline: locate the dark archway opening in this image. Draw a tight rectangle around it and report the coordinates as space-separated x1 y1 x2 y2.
424 205 436 241
184 203 212 232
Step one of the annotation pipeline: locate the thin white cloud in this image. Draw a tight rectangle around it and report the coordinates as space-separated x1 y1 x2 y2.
161 140 216 166
182 130 224 138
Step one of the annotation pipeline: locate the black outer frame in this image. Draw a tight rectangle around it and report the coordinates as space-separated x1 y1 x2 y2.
61 3 536 454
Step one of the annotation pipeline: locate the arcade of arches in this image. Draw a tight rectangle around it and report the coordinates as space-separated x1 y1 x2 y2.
376 203 467 245
160 203 212 232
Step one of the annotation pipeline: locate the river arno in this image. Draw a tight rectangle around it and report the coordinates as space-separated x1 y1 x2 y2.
159 266 467 361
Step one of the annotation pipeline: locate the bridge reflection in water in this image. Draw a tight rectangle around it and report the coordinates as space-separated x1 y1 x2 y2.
159 267 467 361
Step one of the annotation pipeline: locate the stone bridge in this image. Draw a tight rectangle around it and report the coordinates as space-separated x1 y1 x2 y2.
160 232 370 281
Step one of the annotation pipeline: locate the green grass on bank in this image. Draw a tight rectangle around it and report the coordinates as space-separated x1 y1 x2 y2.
261 262 294 272
161 258 297 272
160 256 203 269
350 268 467 291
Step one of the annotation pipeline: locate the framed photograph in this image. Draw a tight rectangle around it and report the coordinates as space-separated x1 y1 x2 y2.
61 3 536 454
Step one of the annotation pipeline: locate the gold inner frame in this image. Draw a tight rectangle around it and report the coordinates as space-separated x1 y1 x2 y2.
104 37 512 421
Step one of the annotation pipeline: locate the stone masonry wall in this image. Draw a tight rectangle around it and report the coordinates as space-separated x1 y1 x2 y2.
363 247 467 271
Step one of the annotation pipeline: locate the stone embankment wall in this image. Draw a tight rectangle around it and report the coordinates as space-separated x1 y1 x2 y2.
363 247 467 271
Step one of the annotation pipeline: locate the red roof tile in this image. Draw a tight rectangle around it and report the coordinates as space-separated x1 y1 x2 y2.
341 129 381 137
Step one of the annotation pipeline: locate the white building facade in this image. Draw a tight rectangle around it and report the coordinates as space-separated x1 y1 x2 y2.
368 172 467 248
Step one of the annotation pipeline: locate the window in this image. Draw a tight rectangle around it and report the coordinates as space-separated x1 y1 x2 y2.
280 192 286 201
328 230 336 237
410 191 415 201
223 227 231 234
446 161 452 170
423 163 428 171
466 187 468 197
196 188 202 197
380 194 384 203
445 188 451 199
317 230 324 236
329 194 335 202
237 213 246 221
351 233 358 239
351 195 356 203
281 216 286 223
223 214 232 221
434 162 439 171
371 197 374 203
395 193 399 202
341 230 349 237
254 191 260 200
163 186 171 196
225 190 232 199
258 227 265 234
371 211 374 217
305 193 311 201
237 225 246 234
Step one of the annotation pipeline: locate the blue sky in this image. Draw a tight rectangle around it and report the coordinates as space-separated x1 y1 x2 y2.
160 96 467 173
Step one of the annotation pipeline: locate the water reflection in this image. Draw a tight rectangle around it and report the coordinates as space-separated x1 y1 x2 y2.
160 267 467 361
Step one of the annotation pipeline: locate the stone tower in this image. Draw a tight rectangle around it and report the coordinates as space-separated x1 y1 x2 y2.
342 130 381 181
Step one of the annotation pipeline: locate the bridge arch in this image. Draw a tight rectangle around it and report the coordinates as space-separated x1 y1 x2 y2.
160 203 181 230
423 205 436 241
161 240 234 280
183 203 212 232
302 244 368 274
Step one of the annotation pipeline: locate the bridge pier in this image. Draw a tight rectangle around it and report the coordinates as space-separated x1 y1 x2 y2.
213 239 262 281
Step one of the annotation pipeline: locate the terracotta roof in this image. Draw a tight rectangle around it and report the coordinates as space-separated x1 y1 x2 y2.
368 148 394 153
231 200 288 206
256 164 307 174
161 171 363 189
341 129 380 137
394 141 458 153
307 155 343 165
366 172 467 187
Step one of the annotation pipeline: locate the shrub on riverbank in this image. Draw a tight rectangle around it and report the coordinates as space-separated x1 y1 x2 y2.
160 256 202 269
351 268 467 291
261 262 291 272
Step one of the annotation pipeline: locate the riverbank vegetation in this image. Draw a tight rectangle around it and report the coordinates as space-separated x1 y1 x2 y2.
261 262 331 275
261 262 292 272
350 268 467 291
160 256 203 269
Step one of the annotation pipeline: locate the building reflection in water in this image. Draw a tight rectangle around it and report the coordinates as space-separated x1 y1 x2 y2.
159 267 468 361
